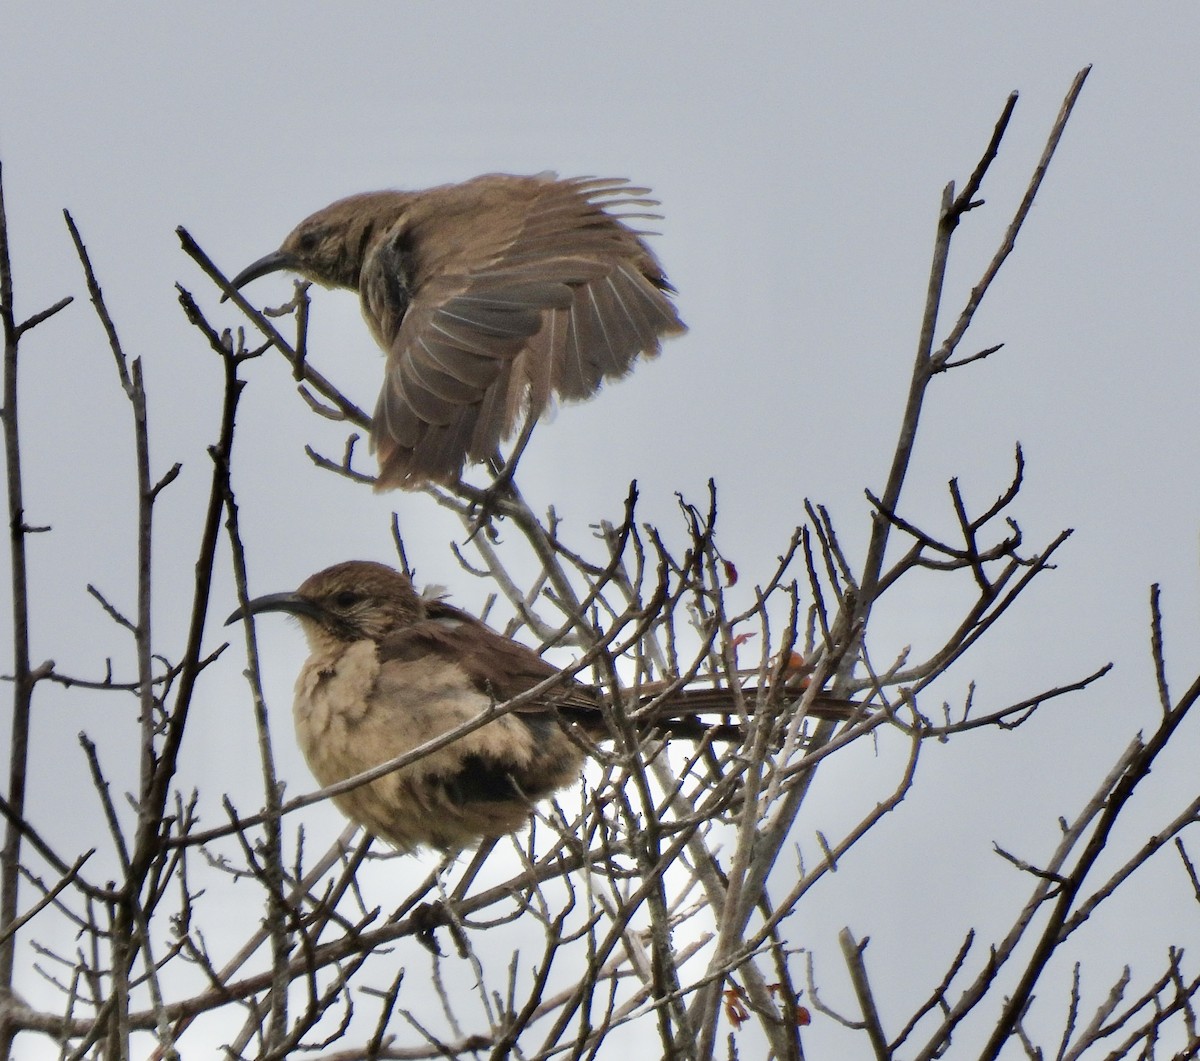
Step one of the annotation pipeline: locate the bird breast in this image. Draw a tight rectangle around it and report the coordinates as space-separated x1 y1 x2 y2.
293 639 383 741
290 638 570 850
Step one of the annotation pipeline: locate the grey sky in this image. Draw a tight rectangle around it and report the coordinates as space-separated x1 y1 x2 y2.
1 5 1197 1055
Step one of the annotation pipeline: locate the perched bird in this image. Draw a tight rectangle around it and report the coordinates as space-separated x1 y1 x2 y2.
228 173 686 489
226 561 858 852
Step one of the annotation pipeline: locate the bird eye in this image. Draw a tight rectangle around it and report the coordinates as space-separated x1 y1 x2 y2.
297 229 322 253
333 591 361 609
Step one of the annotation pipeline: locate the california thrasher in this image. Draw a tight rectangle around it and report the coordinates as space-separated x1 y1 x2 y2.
226 561 858 852
229 173 686 489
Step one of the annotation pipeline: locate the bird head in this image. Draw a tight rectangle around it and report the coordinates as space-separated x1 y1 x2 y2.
225 560 426 646
227 192 407 295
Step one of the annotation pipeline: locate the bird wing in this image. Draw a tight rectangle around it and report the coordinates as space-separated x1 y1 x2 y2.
376 608 601 718
359 175 686 488
372 609 610 816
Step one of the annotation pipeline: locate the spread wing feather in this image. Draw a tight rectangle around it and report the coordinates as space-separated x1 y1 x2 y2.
359 174 685 489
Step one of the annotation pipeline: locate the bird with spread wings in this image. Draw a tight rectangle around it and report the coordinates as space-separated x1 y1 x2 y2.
229 173 686 489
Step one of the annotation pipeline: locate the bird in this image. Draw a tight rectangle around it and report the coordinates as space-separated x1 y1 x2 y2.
227 173 687 490
225 560 860 853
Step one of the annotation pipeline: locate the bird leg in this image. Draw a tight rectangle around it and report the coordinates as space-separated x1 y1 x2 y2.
464 413 539 538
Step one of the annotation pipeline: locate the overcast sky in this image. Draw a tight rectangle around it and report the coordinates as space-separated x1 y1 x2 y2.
1 6 1198 1056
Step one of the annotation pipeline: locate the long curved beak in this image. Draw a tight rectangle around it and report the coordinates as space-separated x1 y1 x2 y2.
221 249 296 303
225 591 325 626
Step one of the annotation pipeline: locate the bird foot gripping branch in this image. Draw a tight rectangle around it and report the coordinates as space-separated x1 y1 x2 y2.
228 172 687 490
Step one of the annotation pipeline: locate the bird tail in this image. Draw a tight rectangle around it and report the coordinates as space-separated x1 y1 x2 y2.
561 679 867 743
